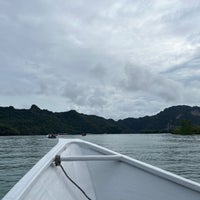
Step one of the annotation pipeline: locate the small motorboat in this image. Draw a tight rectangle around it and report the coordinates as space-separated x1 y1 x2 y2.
3 139 200 200
47 134 57 139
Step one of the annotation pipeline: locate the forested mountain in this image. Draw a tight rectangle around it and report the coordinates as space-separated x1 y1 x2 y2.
118 105 200 133
0 105 200 135
0 105 122 135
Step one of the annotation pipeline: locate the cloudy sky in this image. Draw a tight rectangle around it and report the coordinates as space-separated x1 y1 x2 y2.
0 0 200 119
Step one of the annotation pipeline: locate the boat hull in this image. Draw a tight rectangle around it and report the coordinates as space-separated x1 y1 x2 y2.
3 139 200 200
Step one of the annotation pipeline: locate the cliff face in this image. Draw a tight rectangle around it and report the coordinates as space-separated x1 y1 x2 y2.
0 105 200 135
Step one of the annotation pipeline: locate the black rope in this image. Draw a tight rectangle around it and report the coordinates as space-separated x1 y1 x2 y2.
54 155 92 200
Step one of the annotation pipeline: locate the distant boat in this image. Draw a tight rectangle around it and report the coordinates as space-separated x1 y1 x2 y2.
47 134 57 139
81 132 86 136
3 139 200 200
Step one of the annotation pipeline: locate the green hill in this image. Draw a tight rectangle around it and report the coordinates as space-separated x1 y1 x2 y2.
0 105 122 135
0 105 200 135
118 105 200 133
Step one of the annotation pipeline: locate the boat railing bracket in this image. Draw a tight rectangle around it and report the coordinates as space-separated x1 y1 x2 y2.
54 155 61 166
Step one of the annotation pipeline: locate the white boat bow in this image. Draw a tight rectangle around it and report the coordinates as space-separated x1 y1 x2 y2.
3 139 200 200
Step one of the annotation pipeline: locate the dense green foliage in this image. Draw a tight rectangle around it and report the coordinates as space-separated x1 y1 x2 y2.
0 105 200 135
0 105 122 135
118 105 200 134
173 120 200 135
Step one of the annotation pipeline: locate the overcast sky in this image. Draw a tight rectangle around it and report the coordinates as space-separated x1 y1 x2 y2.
0 0 200 119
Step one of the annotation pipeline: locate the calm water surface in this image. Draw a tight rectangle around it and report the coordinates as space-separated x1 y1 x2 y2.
1 134 200 198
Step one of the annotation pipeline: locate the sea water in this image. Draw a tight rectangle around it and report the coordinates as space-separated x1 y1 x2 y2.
1 134 200 199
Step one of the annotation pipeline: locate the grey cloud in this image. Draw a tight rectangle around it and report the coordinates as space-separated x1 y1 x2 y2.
160 2 200 36
62 81 107 108
116 96 169 119
1 0 200 119
161 2 200 23
87 89 107 108
89 64 107 80
164 54 200 73
120 65 182 102
62 81 85 105
163 54 200 86
0 67 39 95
